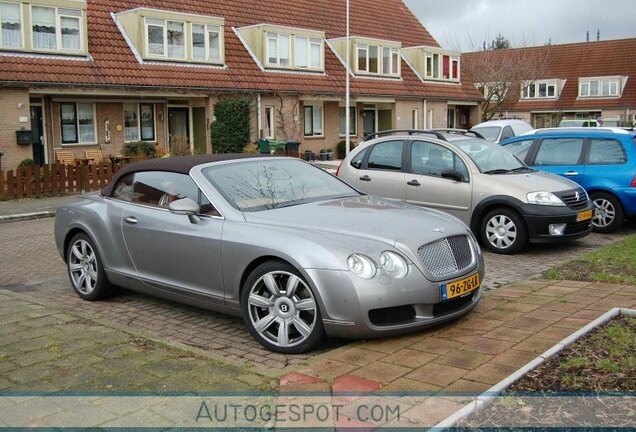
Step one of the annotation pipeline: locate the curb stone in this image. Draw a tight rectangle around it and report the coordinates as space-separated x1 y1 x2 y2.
0 211 55 224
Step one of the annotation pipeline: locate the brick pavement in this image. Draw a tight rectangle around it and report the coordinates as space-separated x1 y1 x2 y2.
0 290 273 393
1 217 634 372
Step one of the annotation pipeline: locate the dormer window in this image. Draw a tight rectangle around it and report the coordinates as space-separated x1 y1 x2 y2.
403 46 460 83
236 24 324 72
115 8 224 65
354 41 400 77
579 76 624 98
31 5 82 52
1 2 22 49
521 80 558 99
266 32 290 67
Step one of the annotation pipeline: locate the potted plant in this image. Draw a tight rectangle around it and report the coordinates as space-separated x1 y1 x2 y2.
319 148 328 161
325 148 334 161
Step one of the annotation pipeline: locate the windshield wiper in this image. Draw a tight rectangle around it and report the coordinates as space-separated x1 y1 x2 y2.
511 167 536 173
483 169 512 175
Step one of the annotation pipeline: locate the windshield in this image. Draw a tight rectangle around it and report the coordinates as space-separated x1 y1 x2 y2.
453 140 530 174
202 159 360 212
470 126 501 142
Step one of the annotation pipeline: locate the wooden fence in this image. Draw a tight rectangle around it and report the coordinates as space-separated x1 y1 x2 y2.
0 162 123 200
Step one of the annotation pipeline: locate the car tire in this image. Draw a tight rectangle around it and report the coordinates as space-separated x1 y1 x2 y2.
480 208 528 254
66 232 113 301
591 192 624 233
241 260 324 353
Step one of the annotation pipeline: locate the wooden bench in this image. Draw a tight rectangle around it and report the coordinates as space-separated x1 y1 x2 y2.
84 149 104 163
55 149 76 166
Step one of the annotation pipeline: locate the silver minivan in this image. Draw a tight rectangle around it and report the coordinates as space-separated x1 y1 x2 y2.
338 131 594 254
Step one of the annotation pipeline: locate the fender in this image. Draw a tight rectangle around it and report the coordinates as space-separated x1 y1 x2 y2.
471 195 526 233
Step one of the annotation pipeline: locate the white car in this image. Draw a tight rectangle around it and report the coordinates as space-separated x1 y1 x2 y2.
470 119 533 143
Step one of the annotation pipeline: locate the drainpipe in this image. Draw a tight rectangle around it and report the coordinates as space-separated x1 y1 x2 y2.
257 93 262 141
423 99 428 128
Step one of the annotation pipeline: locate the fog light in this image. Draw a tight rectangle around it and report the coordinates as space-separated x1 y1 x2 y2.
549 223 567 236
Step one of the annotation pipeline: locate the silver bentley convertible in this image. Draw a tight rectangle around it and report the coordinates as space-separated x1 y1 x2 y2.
55 155 484 353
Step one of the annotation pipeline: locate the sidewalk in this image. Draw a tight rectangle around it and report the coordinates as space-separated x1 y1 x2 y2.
0 289 273 393
0 194 79 222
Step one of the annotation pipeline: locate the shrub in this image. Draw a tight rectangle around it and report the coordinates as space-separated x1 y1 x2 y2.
18 159 35 169
170 137 192 157
244 143 259 154
211 98 251 153
122 141 157 159
336 140 358 159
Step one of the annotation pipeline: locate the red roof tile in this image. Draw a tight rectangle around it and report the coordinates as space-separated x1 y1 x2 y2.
463 39 636 110
0 0 481 100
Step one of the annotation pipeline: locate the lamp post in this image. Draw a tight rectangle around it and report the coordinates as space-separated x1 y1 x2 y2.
345 0 351 156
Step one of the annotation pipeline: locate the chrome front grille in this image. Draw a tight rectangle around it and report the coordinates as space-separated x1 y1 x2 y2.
417 235 474 277
559 188 589 210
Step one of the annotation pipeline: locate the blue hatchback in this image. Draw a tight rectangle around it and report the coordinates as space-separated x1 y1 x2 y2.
501 128 636 232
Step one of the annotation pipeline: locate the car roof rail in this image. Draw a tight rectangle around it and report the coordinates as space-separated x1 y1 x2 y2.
432 128 486 139
532 127 630 135
363 129 448 141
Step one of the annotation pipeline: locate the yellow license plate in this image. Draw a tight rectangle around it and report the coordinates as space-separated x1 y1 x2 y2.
577 209 593 222
441 273 480 301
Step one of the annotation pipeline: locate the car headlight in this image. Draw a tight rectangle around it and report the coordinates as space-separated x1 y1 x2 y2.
379 251 409 279
526 191 565 206
347 254 377 279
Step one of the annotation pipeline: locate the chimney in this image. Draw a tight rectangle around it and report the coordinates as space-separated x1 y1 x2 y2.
597 30 600 42
586 31 590 43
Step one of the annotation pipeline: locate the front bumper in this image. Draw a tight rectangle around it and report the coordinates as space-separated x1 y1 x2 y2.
303 259 484 339
520 203 593 243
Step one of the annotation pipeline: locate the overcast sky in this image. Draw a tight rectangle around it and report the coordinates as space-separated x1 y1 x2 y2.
403 0 635 51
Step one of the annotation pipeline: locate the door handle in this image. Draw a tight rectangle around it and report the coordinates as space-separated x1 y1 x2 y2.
407 180 421 186
564 171 579 176
359 175 371 182
124 216 138 225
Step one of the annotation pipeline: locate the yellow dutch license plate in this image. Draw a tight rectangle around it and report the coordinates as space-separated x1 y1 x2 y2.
577 209 593 222
441 273 480 301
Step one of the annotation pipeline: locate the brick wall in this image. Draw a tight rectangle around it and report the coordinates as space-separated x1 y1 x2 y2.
0 88 33 171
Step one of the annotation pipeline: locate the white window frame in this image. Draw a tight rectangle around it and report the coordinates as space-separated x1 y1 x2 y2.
424 51 459 82
124 103 156 143
60 102 97 146
339 106 357 137
191 23 221 63
411 109 418 129
0 1 23 49
521 80 558 100
30 5 83 53
293 35 322 70
579 77 621 98
264 106 274 139
144 17 186 60
356 42 399 77
266 32 290 67
303 102 324 137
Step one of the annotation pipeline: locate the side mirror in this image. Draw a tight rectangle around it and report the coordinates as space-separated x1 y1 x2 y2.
441 169 464 182
169 198 201 224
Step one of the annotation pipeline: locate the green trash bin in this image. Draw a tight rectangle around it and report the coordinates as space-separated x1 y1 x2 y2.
269 140 287 154
258 139 270 154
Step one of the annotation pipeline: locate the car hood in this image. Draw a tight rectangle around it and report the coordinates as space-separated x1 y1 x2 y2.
243 195 470 254
481 170 580 195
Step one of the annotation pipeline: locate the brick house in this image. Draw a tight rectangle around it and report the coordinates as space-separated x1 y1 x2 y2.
463 38 636 128
0 0 482 171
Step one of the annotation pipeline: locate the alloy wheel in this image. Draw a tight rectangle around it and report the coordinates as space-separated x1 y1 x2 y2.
247 271 317 348
485 214 517 250
68 239 98 295
592 198 615 229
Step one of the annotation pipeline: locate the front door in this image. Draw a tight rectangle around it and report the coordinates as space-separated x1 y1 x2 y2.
529 137 586 185
192 107 207 154
30 106 45 165
447 107 456 128
363 109 376 138
168 107 190 152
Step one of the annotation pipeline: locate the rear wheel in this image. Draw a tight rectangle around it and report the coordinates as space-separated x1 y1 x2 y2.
241 261 324 353
591 192 624 233
66 233 113 301
480 208 528 254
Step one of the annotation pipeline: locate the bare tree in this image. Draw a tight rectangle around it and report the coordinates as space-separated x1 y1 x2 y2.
463 47 551 121
273 93 301 141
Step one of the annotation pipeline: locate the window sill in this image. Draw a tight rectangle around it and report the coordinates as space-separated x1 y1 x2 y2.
303 135 325 140
338 134 359 138
61 142 99 147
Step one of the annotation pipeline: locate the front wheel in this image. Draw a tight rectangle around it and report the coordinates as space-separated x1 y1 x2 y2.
66 233 113 301
241 261 324 353
591 192 624 233
480 208 528 254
